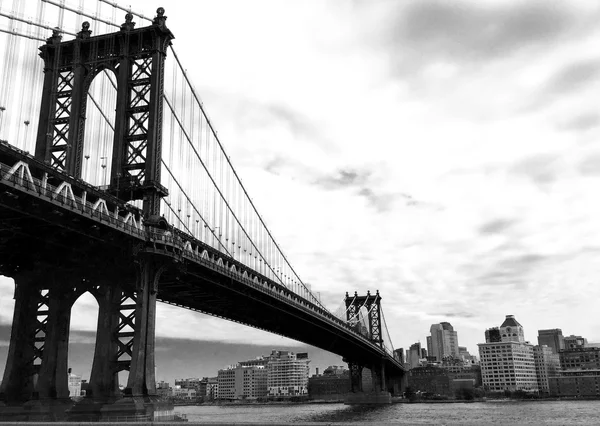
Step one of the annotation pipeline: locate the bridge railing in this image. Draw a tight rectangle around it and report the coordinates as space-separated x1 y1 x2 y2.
0 145 146 239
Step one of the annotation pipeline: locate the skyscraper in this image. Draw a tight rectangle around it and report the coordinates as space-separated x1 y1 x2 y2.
428 322 460 361
538 329 564 354
407 342 422 369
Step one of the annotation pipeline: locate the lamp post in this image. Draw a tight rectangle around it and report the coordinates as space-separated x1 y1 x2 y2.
84 154 90 183
100 156 107 185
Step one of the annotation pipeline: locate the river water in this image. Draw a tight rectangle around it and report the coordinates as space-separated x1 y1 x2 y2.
176 400 600 424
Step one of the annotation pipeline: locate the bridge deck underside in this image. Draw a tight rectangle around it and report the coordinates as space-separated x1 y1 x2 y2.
0 172 403 374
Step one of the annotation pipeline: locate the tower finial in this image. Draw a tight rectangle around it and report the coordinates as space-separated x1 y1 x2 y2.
121 12 135 31
77 21 92 39
153 7 167 27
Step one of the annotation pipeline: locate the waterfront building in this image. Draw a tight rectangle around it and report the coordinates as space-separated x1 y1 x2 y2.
533 345 560 395
217 358 268 400
205 377 218 400
308 366 350 400
267 350 310 398
478 315 538 392
428 322 460 361
408 366 450 396
172 385 196 400
537 329 564 354
549 346 600 397
156 381 171 398
558 346 600 370
67 370 82 398
174 377 200 390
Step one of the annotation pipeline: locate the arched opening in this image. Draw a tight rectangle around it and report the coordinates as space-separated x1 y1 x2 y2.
81 69 117 186
68 291 99 399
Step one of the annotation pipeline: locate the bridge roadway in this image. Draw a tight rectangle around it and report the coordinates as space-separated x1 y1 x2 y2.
0 141 405 378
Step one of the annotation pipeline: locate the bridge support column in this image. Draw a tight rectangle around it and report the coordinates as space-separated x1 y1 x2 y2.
36 285 73 400
88 284 123 400
100 256 171 421
125 259 165 397
344 360 391 405
0 273 39 404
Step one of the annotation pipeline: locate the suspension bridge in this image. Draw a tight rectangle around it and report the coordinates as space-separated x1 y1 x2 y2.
0 0 406 420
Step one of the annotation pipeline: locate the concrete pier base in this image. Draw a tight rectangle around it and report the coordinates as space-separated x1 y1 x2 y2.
0 398 74 422
344 391 392 405
99 396 174 422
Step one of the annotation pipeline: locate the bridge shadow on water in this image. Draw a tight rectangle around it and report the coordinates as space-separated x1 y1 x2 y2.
295 403 399 424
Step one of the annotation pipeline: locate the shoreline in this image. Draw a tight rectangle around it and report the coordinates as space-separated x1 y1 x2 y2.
172 396 600 407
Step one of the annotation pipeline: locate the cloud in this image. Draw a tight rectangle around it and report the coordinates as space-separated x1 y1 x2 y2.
561 113 600 133
314 168 370 190
377 0 586 75
478 253 548 288
544 59 600 96
264 103 318 140
479 218 515 235
429 312 476 319
509 153 560 186
578 153 600 177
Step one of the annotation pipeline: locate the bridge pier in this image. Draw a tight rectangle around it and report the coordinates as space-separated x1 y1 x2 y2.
0 272 40 404
95 256 172 421
36 283 73 400
344 360 392 405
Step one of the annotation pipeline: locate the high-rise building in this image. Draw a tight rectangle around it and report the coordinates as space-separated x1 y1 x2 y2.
563 335 588 349
407 342 422 369
267 350 310 398
478 315 538 392
533 345 560 395
537 329 564 354
428 322 460 361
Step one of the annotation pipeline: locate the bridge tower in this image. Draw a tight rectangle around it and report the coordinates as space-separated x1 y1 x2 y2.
0 9 175 421
34 8 172 216
344 290 398 404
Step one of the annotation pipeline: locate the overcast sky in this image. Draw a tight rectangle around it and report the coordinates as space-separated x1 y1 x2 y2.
2 0 600 381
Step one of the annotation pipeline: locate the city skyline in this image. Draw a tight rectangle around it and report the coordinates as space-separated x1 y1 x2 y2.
2 0 600 382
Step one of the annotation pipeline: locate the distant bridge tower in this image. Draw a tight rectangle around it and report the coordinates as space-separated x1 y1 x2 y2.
344 290 401 404
345 290 382 346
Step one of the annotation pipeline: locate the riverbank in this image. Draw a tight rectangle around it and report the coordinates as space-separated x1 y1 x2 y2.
174 399 343 407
